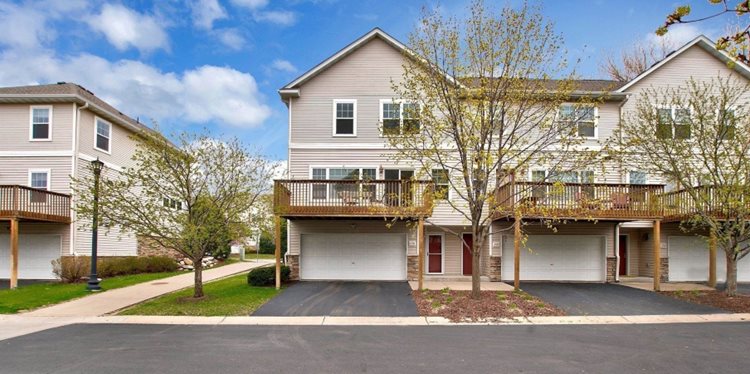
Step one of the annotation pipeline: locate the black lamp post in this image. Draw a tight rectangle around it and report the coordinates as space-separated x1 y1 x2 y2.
87 158 104 291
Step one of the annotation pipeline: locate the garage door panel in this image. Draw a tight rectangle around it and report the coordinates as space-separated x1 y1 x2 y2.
300 234 406 281
0 235 61 280
669 236 750 282
502 235 605 282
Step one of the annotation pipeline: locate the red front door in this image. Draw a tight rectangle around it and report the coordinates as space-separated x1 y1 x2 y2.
463 233 473 276
428 235 442 273
618 235 628 276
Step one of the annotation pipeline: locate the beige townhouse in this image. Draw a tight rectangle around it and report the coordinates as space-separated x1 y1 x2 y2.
274 29 750 286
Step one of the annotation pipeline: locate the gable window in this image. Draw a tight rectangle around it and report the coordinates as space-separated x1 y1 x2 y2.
30 106 52 141
95 118 112 153
333 100 356 136
432 169 449 200
657 107 690 139
381 100 420 136
557 104 596 138
28 170 49 203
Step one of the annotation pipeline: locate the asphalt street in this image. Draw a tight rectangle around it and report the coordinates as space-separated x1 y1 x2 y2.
1 322 749 373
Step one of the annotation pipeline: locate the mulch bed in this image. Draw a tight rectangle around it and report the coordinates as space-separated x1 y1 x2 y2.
662 290 750 313
412 289 565 322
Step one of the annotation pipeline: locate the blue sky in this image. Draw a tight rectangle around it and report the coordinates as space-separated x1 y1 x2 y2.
0 1 733 161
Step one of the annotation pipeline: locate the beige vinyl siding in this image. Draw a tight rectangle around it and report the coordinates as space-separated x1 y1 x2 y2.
0 103 74 151
619 228 641 276
635 223 690 277
77 109 139 168
0 156 73 193
288 219 416 256
432 227 489 276
0 221 70 256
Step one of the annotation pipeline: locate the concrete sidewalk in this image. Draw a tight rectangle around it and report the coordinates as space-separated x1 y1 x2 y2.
25 260 272 318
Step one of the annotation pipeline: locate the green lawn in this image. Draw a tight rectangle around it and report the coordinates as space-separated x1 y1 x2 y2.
243 253 276 260
0 272 180 314
119 273 280 316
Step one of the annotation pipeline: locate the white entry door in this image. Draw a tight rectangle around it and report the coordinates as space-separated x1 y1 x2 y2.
0 234 61 279
502 235 606 282
300 233 406 281
668 236 750 282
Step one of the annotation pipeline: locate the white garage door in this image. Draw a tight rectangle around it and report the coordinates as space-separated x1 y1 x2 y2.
300 233 406 281
0 235 61 279
502 235 606 282
668 236 750 282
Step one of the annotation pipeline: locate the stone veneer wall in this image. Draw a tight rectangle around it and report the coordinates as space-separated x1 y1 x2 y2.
286 254 300 280
407 255 419 280
487 256 501 281
660 258 669 282
606 257 617 283
137 236 182 259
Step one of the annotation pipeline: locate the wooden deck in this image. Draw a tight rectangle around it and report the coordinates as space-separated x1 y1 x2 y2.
0 185 71 223
494 181 665 220
661 186 748 222
274 179 434 218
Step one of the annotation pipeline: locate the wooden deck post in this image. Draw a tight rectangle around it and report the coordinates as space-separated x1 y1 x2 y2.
653 220 661 292
9 218 19 289
417 218 424 290
708 230 717 288
514 216 521 291
274 215 281 290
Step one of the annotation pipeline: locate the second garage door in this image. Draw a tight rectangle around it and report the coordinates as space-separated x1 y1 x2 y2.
668 236 750 282
0 234 61 279
300 233 407 281
502 235 606 282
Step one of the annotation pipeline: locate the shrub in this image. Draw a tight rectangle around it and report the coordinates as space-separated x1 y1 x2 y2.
209 243 231 260
51 256 89 283
52 256 178 282
247 265 290 287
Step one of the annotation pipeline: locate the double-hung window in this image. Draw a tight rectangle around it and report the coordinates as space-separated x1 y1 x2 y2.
381 100 420 136
29 170 49 203
310 167 377 200
557 104 596 138
95 118 112 153
628 170 647 185
333 100 356 136
30 106 52 141
719 109 736 140
432 169 449 200
656 107 691 139
163 198 182 210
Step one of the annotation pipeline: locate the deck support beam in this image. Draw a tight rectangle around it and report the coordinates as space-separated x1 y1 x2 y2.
417 217 424 290
275 215 281 290
513 216 521 291
708 230 717 288
9 218 19 289
653 220 661 292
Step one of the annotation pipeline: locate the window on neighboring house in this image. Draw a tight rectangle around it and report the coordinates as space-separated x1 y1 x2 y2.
656 107 691 139
333 100 356 136
381 101 421 136
557 104 596 138
162 198 181 210
719 109 736 140
432 169 449 200
30 106 51 140
29 170 49 203
95 118 112 153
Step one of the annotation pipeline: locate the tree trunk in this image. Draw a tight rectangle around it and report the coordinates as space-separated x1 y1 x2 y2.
471 227 482 299
193 257 204 298
725 252 738 297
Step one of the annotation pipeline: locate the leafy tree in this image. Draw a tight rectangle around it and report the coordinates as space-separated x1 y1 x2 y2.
74 131 275 298
259 218 287 255
388 0 588 297
610 77 750 296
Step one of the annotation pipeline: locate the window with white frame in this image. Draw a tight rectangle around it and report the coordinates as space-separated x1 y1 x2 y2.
310 167 377 200
95 118 112 152
162 198 182 210
656 107 691 139
557 103 596 138
381 101 420 135
628 170 647 185
30 106 51 140
333 100 356 136
29 170 49 203
536 169 594 183
432 169 449 200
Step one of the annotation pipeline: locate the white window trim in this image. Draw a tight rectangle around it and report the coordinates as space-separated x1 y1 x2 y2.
308 165 379 201
28 169 51 190
29 105 53 142
425 232 445 275
332 99 357 137
556 103 598 140
530 168 595 183
379 99 421 137
431 168 451 201
655 105 692 140
94 116 112 155
625 170 648 185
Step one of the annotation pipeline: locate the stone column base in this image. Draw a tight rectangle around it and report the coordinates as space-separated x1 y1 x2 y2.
488 256 502 281
286 254 300 280
407 255 419 281
660 258 669 282
606 257 617 283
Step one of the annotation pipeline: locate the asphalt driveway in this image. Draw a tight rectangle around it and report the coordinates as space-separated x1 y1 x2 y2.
519 283 725 316
253 281 419 317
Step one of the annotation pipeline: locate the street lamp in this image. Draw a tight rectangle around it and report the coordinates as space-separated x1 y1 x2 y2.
87 158 104 291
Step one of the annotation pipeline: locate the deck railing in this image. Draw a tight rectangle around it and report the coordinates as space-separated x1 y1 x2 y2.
274 179 434 218
494 181 665 220
0 185 71 223
661 186 750 221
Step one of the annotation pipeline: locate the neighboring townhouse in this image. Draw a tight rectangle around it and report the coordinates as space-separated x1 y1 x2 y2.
0 82 152 285
275 29 750 285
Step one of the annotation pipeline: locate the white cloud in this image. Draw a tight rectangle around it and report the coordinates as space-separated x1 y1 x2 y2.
0 0 87 50
0 49 271 128
645 23 708 51
270 59 297 73
253 10 297 26
230 0 270 9
191 0 227 30
215 28 246 50
87 4 169 53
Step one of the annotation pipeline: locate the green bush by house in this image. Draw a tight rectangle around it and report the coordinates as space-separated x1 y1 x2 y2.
52 256 179 283
247 265 290 286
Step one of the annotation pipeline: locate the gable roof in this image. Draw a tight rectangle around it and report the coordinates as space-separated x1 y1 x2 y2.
616 35 750 92
0 82 152 133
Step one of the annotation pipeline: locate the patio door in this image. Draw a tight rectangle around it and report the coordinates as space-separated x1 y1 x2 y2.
427 234 443 274
618 235 628 276
384 169 413 206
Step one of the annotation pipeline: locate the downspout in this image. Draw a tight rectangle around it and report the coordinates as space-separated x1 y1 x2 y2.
70 101 89 256
614 223 621 282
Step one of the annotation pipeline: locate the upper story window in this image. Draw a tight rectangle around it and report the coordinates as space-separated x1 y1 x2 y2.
557 103 596 138
719 109 736 140
628 170 647 185
310 167 376 200
333 100 356 136
30 106 52 141
28 169 49 203
95 118 112 153
432 169 449 200
162 197 182 210
381 100 421 136
656 107 690 139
